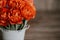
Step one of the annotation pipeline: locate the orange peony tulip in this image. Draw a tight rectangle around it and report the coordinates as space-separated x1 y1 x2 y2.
24 0 34 4
21 1 36 20
0 0 6 8
8 0 25 9
0 8 8 26
0 20 7 26
0 0 36 26
8 9 23 24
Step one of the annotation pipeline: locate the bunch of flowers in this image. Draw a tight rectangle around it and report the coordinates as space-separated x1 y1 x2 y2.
0 0 36 30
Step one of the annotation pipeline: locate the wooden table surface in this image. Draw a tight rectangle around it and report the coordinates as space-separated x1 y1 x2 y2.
0 10 60 40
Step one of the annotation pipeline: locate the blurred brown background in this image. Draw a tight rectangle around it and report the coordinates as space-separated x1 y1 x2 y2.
0 0 60 40
25 0 60 40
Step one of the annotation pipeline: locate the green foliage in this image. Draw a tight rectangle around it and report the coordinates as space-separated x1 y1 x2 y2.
0 20 28 30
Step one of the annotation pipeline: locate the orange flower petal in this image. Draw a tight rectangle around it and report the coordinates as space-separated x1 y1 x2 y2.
8 9 23 25
21 2 36 20
0 0 6 8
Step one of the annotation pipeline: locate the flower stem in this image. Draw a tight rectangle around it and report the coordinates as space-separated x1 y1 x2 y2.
24 20 28 28
16 24 18 30
9 25 10 30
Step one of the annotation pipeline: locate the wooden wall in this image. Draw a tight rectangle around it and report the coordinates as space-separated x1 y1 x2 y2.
34 0 60 10
25 10 60 40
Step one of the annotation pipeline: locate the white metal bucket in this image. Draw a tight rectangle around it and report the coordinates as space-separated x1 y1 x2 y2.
0 21 30 40
2 28 27 40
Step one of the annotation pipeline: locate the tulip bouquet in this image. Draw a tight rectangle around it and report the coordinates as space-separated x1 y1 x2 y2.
0 0 36 30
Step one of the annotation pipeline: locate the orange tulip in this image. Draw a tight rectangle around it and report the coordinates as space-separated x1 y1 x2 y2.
0 20 7 26
0 8 8 26
0 0 6 8
8 9 23 24
8 0 25 9
0 0 36 26
7 0 16 8
24 0 34 4
21 2 36 20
